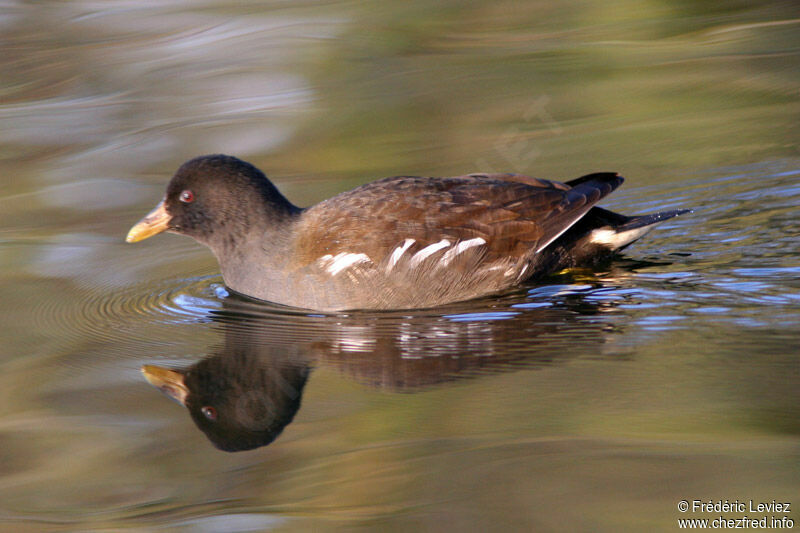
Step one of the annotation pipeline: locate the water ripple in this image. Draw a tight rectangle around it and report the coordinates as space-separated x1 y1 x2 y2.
28 275 224 349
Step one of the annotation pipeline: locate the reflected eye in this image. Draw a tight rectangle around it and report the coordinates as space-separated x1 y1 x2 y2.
179 190 195 203
201 406 217 421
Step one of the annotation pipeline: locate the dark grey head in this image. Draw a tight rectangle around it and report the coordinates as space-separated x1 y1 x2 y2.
142 348 310 452
127 154 299 249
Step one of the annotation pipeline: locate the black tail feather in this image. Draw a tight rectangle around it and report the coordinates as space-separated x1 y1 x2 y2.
617 209 692 232
566 172 623 189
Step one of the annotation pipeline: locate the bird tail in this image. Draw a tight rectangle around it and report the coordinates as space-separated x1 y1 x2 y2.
588 207 690 250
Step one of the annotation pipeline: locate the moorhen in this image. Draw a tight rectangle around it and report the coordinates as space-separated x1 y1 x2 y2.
127 155 687 311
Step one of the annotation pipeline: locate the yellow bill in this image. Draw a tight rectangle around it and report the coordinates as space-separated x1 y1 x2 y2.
126 199 170 243
141 364 189 405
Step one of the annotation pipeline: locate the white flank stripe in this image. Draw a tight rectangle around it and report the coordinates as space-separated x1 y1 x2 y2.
409 239 451 267
319 252 371 275
441 237 486 266
590 226 654 249
337 326 377 351
386 238 416 271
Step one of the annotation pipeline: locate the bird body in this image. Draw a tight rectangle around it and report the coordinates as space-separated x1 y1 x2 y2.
127 155 687 311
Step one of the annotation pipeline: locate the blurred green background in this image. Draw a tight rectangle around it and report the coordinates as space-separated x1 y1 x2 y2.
0 1 798 531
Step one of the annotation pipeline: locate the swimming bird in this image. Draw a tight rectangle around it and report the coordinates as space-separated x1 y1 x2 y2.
127 154 687 311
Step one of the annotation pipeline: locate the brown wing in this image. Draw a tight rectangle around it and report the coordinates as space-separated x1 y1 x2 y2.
293 172 622 267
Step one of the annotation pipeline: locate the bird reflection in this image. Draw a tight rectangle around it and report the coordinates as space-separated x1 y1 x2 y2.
142 289 616 452
142 345 309 452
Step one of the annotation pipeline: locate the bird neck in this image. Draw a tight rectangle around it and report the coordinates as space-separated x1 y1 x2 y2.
210 206 302 302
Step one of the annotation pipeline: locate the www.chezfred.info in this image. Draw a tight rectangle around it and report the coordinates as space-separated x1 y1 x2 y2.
677 500 793 529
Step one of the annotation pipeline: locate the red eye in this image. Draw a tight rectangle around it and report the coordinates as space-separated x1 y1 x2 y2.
201 406 217 420
179 190 195 203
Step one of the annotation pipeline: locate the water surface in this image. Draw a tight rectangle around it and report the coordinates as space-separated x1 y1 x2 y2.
1 1 798 531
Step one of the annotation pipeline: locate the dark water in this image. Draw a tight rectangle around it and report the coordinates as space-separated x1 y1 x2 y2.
1 2 799 531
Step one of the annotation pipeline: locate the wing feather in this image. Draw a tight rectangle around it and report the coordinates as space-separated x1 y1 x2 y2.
293 172 623 270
